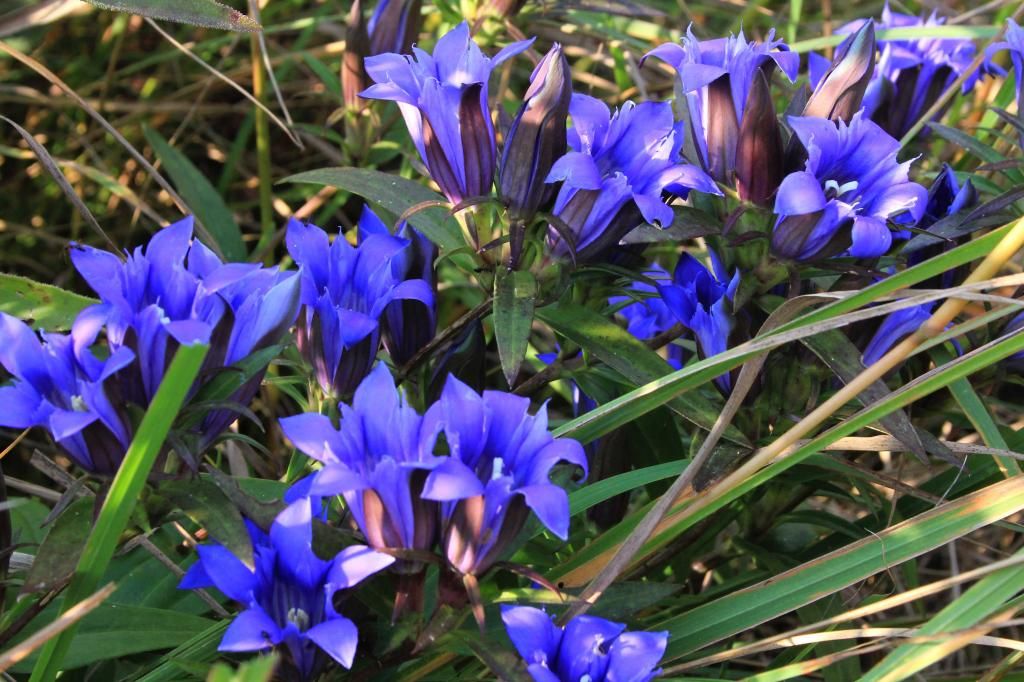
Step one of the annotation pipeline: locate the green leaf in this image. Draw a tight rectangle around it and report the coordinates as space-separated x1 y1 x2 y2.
20 498 92 594
158 479 252 567
29 342 209 682
658 475 1024 661
282 167 464 250
537 301 749 446
0 273 96 331
142 126 246 261
788 25 999 53
83 0 261 32
12 605 215 673
132 620 229 682
494 268 536 387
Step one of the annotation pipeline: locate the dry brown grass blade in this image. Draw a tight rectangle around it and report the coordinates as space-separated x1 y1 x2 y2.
0 582 115 673
0 0 87 39
144 18 301 148
0 115 119 254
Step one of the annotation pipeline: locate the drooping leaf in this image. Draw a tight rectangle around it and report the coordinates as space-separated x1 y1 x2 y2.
494 269 536 388
282 167 464 250
20 497 92 595
158 479 252 568
0 274 95 331
142 126 246 261
83 0 261 32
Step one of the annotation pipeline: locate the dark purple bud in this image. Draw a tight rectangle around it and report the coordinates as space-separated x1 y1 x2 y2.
367 0 422 56
704 77 740 184
803 21 876 122
460 83 498 203
342 0 370 110
499 44 571 222
735 69 783 206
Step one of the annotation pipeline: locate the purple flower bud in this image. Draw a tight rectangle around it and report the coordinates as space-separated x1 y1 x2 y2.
501 605 668 682
179 499 394 680
803 20 876 122
735 69 784 206
367 0 422 56
361 23 534 205
341 0 370 110
499 44 572 222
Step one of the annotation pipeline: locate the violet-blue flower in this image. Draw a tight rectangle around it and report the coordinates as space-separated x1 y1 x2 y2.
420 377 588 576
179 498 394 680
70 217 300 456
360 22 533 205
985 19 1024 145
501 605 668 682
280 364 441 568
770 112 927 261
356 206 437 366
658 252 739 391
287 214 433 397
609 264 685 369
546 94 719 262
0 312 134 474
644 27 798 203
905 164 978 288
838 4 981 139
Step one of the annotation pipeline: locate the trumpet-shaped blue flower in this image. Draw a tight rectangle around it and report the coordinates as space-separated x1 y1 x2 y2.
644 27 797 201
771 113 927 261
179 499 394 680
502 605 668 682
609 265 685 369
280 364 442 568
861 304 933 366
69 217 300 458
838 4 981 139
658 253 739 391
0 313 135 474
356 206 437 366
420 377 588 576
287 215 433 397
361 22 533 204
546 95 719 262
986 20 1024 145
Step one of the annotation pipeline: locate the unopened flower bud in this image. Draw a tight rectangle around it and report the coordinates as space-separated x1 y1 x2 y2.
803 20 876 122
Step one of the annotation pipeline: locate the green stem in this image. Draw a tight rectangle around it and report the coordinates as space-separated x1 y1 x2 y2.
251 31 275 261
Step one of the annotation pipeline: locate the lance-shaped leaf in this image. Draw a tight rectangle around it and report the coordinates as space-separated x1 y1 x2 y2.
494 269 537 387
83 0 261 32
0 274 96 331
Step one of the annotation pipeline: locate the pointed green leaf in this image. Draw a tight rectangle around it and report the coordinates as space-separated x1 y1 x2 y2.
83 0 261 32
0 274 96 331
494 268 536 387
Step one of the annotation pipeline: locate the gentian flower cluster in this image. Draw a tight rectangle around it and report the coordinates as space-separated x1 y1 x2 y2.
502 605 668 682
644 27 798 205
835 4 982 139
180 498 394 680
282 363 588 591
0 218 300 474
546 95 719 262
771 113 927 261
286 210 434 397
361 22 533 205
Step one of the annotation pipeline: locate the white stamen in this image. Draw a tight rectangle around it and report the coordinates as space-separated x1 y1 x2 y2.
824 179 859 197
71 395 87 412
491 457 505 481
287 607 310 630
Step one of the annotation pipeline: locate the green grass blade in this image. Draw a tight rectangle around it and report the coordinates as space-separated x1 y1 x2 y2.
658 475 1024 661
789 25 999 53
28 342 209 682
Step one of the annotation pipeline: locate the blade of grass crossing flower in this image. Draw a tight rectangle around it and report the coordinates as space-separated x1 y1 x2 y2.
28 343 209 682
655 474 1024 662
788 25 1000 54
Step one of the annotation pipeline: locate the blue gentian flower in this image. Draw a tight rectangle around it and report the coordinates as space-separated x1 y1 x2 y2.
279 364 442 569
861 304 933 366
986 19 1024 144
770 112 927 261
420 377 588 576
356 206 437 366
838 4 981 139
501 605 668 682
287 215 433 397
658 253 739 392
0 312 135 474
546 95 719 262
360 22 533 205
905 164 978 288
179 499 394 680
644 27 798 203
69 217 300 457
609 264 685 369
